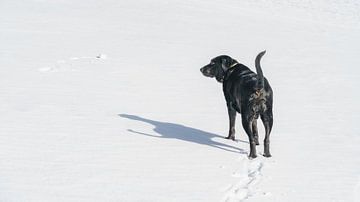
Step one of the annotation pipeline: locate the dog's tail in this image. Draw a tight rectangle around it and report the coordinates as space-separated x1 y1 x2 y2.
255 50 266 89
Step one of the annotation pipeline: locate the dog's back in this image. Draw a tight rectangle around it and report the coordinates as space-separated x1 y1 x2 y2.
223 52 273 117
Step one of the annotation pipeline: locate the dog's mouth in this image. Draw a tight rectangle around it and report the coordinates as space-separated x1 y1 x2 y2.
202 72 214 78
216 77 224 83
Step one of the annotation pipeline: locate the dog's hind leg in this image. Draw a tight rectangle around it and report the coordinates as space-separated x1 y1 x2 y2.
252 120 260 145
242 114 257 158
226 103 236 141
261 111 273 157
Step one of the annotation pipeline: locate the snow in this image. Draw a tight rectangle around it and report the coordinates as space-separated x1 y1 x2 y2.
1 0 360 201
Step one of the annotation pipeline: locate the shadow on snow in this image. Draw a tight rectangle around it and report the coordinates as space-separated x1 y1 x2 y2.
119 114 247 154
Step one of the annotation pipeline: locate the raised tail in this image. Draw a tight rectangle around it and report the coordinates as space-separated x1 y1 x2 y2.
255 50 266 89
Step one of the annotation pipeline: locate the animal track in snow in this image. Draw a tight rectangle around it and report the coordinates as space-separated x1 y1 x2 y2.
38 54 107 73
222 157 264 202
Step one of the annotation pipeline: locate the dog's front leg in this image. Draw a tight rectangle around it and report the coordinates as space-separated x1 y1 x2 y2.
226 103 236 141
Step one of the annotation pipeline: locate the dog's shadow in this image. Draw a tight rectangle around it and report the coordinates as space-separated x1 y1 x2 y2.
119 114 247 154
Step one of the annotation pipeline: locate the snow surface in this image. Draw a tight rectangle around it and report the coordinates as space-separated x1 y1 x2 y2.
1 0 360 201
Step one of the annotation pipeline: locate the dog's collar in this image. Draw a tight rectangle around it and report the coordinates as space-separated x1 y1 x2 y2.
224 62 238 80
230 62 238 68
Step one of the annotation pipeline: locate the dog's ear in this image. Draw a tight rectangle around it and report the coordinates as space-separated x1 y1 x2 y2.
221 57 231 71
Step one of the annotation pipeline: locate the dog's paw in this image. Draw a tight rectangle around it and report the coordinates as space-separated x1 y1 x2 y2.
248 153 258 159
263 153 272 158
225 136 235 141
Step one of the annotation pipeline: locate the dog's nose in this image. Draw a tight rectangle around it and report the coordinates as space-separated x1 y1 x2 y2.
200 67 204 73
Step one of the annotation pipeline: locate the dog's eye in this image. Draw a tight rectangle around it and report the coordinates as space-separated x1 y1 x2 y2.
210 62 215 65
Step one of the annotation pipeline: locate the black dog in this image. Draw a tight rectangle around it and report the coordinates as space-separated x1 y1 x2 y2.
200 51 273 158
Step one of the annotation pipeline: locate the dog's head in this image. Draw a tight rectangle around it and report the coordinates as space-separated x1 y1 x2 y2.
200 55 237 83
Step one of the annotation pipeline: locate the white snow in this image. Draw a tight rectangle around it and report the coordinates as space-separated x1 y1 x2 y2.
1 0 360 201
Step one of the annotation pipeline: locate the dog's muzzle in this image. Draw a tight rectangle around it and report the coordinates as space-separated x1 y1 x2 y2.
200 66 214 78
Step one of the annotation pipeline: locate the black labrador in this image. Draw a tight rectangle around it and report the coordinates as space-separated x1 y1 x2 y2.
200 51 273 158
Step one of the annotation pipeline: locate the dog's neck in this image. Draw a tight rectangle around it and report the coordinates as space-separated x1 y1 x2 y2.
223 62 239 82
